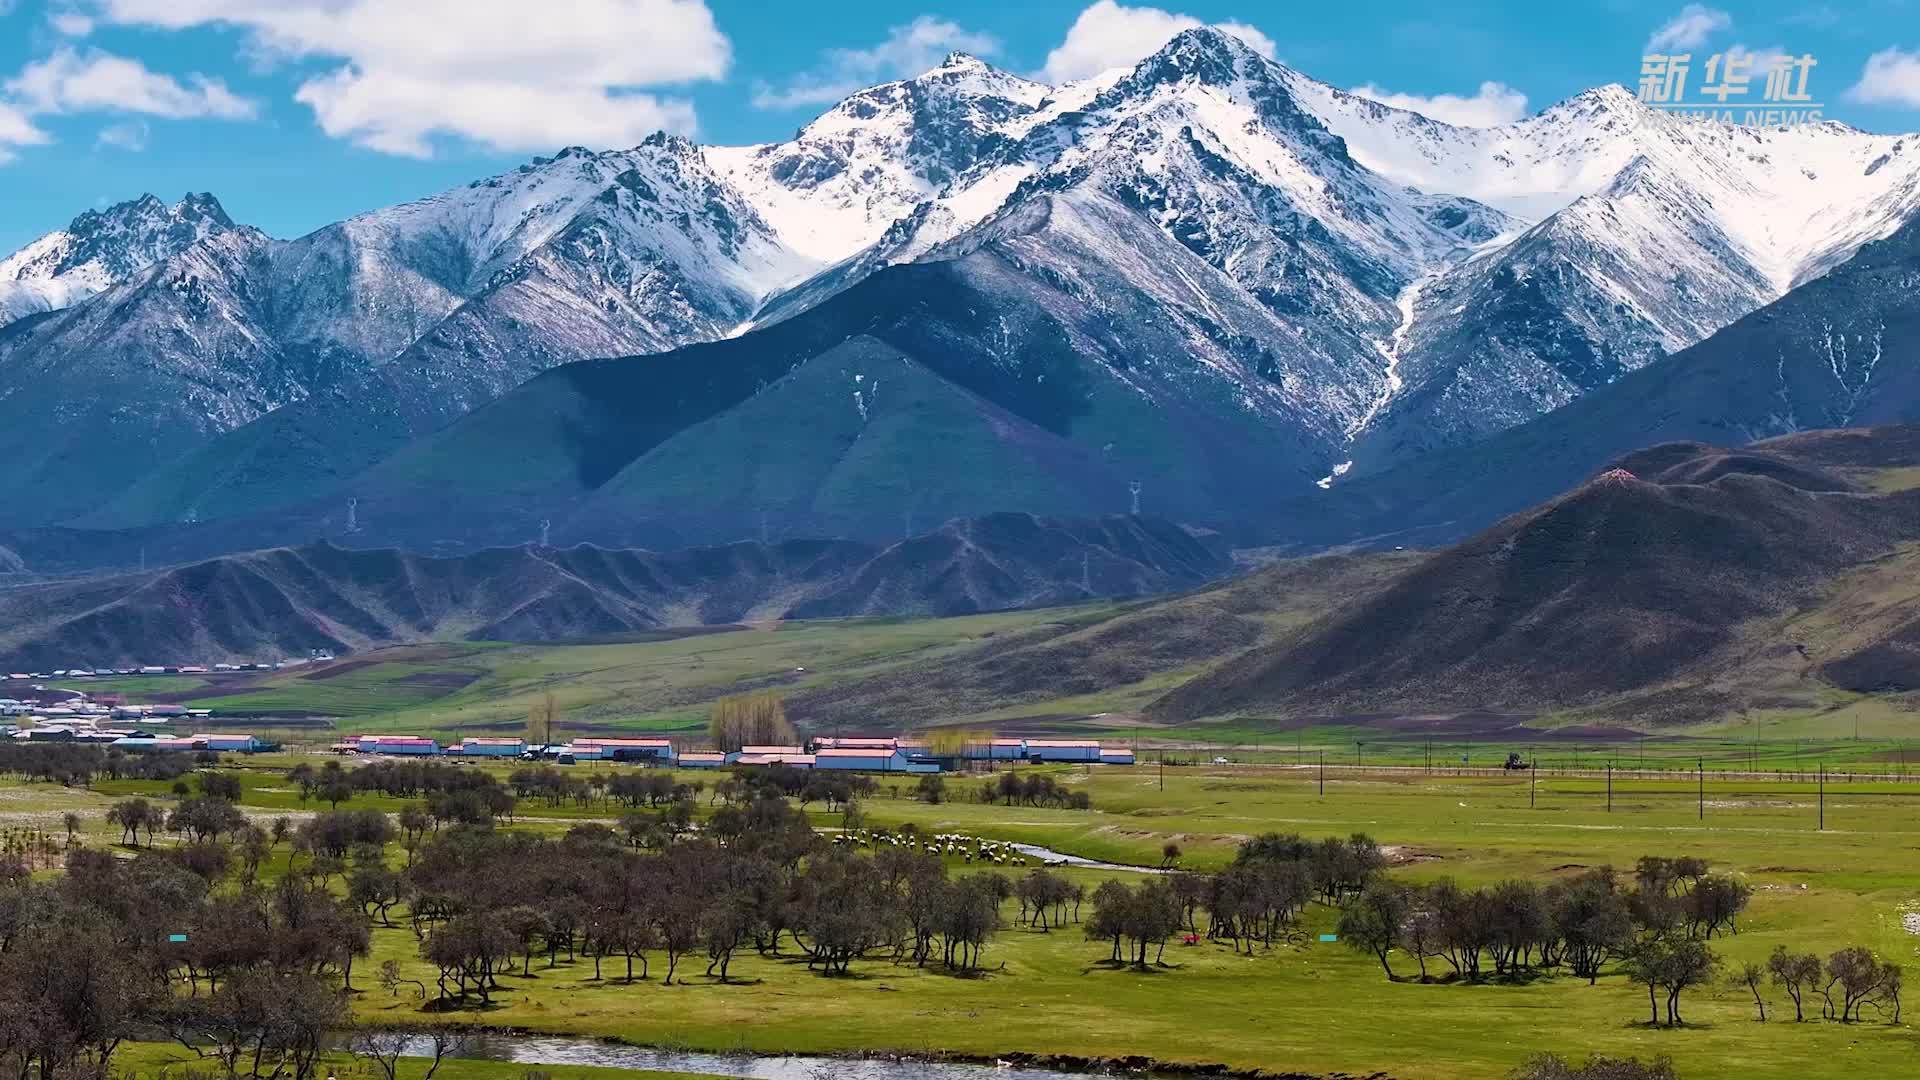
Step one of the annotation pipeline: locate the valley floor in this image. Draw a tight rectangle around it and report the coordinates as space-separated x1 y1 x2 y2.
20 760 1920 1080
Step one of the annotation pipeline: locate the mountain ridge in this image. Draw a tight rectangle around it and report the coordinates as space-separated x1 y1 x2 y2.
0 512 1227 670
6 28 1920 554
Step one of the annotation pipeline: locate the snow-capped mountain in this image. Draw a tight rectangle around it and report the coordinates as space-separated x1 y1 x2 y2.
738 30 1920 477
708 53 1050 263
0 192 235 326
7 26 1920 540
1286 80 1920 470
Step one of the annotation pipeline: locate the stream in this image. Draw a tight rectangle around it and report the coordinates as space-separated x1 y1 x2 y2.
1006 843 1168 874
384 1032 1155 1079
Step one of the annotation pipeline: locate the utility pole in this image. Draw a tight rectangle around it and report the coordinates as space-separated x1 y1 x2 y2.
1529 746 1536 808
1818 762 1825 831
1158 749 1164 791
1318 750 1324 797
1697 758 1704 820
1606 763 1613 813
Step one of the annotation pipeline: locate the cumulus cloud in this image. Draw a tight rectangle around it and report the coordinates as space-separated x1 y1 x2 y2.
1350 80 1529 127
95 118 148 150
86 0 731 156
753 15 1002 110
1846 47 1920 108
1040 0 1275 85
1646 4 1731 52
7 47 256 119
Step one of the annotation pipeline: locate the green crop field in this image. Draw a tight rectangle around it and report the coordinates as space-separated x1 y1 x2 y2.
11 757 1920 1080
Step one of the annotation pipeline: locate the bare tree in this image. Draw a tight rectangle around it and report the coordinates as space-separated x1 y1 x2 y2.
1768 946 1821 1022
1734 961 1767 1021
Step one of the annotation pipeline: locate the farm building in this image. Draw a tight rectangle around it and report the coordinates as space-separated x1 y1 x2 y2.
1100 748 1136 765
740 744 806 756
735 751 815 768
1022 740 1103 763
112 736 199 751
355 734 440 756
197 733 264 752
457 737 526 758
569 738 675 763
961 739 1028 761
813 747 939 773
676 751 737 768
813 736 900 751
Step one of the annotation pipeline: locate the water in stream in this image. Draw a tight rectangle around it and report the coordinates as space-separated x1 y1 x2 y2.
1006 843 1167 874
390 1032 1144 1079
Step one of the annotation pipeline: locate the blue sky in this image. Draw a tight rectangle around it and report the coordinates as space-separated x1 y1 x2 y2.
2 0 1918 254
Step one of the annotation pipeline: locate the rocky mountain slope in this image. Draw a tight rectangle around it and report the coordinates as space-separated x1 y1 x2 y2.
1275 209 1920 550
1151 434 1920 722
0 513 1226 670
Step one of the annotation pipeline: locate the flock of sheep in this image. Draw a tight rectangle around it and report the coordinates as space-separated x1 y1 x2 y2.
831 828 1039 867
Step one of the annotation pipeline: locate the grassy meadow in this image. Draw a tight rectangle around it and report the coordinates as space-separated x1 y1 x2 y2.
64 605 1126 738
8 757 1920 1079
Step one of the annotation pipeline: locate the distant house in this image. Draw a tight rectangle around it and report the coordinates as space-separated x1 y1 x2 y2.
739 744 806 757
676 751 736 769
1100 748 1137 765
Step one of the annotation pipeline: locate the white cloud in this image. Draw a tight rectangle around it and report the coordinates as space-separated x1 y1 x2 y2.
0 101 50 164
1646 5 1731 52
1722 43 1790 80
1350 80 1529 127
49 12 94 35
753 16 1001 110
1847 47 1920 108
7 47 256 119
86 0 731 156
96 118 148 150
1040 0 1275 85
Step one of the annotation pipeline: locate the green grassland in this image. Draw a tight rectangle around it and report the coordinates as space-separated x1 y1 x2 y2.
60 605 1120 736
11 760 1920 1079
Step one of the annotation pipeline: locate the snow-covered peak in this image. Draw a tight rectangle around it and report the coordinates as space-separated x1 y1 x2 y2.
2 191 235 285
1119 26 1274 91
0 191 238 327
708 54 1048 262
329 144 666 292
